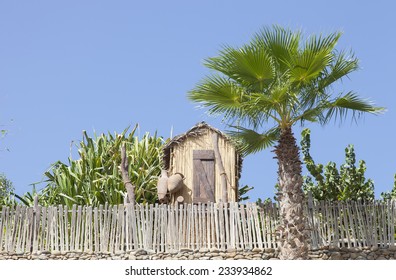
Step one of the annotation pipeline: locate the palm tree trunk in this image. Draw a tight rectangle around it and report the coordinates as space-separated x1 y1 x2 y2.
274 127 309 259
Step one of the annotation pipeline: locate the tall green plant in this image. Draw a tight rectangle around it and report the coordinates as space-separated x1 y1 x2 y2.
21 125 164 207
301 128 374 201
0 173 16 207
188 25 384 259
380 174 396 200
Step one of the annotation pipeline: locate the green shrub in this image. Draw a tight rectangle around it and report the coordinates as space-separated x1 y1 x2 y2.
20 125 164 207
301 128 374 201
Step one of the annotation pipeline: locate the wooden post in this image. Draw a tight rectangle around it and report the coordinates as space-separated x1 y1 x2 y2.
120 143 135 204
211 133 228 203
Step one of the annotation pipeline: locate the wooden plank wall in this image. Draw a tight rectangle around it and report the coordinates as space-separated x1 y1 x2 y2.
169 129 237 203
0 200 395 254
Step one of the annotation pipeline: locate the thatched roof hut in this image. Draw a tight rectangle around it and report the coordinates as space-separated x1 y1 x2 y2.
162 122 242 203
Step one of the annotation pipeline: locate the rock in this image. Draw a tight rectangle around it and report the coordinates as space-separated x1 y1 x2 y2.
38 254 48 260
211 256 223 260
382 250 390 256
134 249 147 255
329 252 343 260
262 254 272 260
225 252 236 258
234 255 246 260
389 245 396 252
370 246 379 252
37 251 51 255
308 254 320 259
199 248 209 253
350 253 358 259
199 257 210 260
180 248 193 253
252 248 263 253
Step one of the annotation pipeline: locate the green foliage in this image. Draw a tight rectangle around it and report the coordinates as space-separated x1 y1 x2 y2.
301 128 374 201
256 197 274 207
255 184 279 206
188 26 384 157
238 185 254 202
20 125 165 207
0 173 16 207
380 174 396 200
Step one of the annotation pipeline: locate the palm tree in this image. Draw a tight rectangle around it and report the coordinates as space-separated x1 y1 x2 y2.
188 26 384 259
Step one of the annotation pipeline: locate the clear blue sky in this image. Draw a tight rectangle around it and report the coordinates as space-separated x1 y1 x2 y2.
0 0 395 202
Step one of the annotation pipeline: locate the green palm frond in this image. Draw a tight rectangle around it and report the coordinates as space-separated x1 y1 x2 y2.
304 32 341 54
293 106 323 124
254 25 300 73
318 51 359 89
204 44 275 91
322 91 385 123
227 126 280 156
287 32 341 85
188 75 249 120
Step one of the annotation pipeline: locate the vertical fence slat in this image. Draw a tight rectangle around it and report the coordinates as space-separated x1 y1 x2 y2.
0 207 7 252
224 203 229 249
181 204 186 249
25 207 34 253
390 201 395 246
93 207 99 253
252 203 262 249
209 202 215 249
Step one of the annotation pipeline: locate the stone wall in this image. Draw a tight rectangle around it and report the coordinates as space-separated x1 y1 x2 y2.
1 246 396 260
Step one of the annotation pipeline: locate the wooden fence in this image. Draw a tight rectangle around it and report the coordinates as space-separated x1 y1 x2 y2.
0 199 395 254
308 199 396 249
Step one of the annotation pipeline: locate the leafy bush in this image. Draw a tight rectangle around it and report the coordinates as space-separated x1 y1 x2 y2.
380 174 396 200
0 173 16 207
19 125 165 207
301 128 374 201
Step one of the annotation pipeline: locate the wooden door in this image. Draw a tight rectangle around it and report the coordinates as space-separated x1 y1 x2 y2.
193 150 215 203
